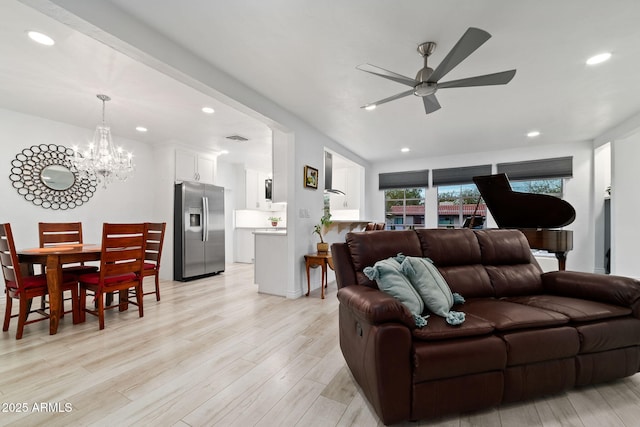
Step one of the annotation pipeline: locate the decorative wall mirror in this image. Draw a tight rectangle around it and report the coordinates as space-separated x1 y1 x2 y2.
9 144 97 210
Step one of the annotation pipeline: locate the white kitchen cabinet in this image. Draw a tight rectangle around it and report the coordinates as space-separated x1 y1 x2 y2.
254 231 288 296
245 169 271 210
344 166 361 209
330 167 360 210
235 229 255 263
175 149 216 184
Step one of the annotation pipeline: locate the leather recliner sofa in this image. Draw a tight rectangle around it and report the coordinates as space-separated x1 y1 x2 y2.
331 228 640 425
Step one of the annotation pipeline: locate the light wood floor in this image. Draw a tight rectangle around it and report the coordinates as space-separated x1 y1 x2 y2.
1 263 640 426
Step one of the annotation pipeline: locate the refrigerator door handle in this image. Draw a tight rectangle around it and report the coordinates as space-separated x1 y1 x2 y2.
202 196 209 242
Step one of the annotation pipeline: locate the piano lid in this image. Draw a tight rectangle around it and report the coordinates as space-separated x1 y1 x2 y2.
473 173 575 229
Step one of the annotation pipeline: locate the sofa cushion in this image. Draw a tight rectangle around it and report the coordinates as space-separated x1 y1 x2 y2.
575 317 640 353
475 229 536 265
413 313 494 341
413 335 506 382
485 264 545 297
500 326 580 366
505 294 632 322
399 255 464 325
438 265 494 298
463 299 569 331
347 230 422 288
416 228 481 266
363 257 425 326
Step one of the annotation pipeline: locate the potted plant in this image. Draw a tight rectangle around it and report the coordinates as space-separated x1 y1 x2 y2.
268 216 282 227
313 212 332 253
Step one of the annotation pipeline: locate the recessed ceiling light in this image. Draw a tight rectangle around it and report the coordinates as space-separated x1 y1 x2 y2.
401 147 410 153
586 52 611 65
27 31 55 46
220 150 229 155
202 107 215 114
527 131 541 138
135 126 148 132
364 104 376 111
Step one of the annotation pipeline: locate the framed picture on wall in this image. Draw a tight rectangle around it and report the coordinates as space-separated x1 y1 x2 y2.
304 165 318 189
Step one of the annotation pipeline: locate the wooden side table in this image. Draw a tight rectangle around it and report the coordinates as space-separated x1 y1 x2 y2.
304 252 334 299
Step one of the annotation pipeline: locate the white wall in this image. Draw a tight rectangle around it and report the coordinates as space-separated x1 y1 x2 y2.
0 108 157 257
367 141 596 273
215 159 239 264
592 143 611 274
611 131 640 277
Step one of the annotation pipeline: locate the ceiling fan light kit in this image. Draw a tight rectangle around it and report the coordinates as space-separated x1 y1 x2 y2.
358 27 516 114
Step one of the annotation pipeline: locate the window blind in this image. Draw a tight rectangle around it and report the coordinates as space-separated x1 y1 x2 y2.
432 165 491 186
378 170 429 190
497 156 573 180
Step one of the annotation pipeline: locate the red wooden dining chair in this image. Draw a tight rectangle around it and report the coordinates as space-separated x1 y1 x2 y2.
38 222 98 316
38 222 99 276
1 223 79 339
78 223 146 330
141 222 166 301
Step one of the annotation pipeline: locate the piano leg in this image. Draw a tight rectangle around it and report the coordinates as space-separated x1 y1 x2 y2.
555 252 568 271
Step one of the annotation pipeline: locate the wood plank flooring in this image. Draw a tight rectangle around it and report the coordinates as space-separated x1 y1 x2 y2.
1 263 640 426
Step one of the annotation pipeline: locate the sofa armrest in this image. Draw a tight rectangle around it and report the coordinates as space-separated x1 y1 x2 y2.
542 271 640 316
338 289 413 424
337 285 416 329
331 242 357 289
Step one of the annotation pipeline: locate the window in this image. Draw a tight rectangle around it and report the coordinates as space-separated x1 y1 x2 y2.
511 178 565 258
510 178 563 197
384 188 425 230
437 184 485 228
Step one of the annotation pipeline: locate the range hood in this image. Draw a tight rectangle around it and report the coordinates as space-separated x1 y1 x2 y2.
324 152 345 195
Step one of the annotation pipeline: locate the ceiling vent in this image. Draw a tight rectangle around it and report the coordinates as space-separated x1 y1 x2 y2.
225 134 249 142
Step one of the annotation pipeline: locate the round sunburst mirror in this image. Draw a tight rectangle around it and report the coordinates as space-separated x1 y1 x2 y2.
9 144 97 210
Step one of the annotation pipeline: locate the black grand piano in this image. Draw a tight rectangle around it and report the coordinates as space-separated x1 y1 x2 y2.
473 173 575 270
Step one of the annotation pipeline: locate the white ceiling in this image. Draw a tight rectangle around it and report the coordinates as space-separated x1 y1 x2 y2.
0 0 273 171
4 0 640 167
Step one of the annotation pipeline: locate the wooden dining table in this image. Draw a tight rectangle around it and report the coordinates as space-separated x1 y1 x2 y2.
17 244 101 335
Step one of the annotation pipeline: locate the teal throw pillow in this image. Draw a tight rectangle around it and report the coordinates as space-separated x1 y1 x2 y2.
363 257 427 327
397 254 466 326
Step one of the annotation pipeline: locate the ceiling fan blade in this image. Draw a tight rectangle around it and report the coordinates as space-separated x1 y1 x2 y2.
423 94 441 114
356 63 416 87
361 88 414 109
437 69 516 89
427 27 491 83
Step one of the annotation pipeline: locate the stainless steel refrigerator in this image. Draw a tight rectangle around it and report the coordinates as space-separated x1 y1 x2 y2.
174 182 225 281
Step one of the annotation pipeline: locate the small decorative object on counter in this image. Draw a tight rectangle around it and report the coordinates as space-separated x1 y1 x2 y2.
313 212 332 253
268 216 281 227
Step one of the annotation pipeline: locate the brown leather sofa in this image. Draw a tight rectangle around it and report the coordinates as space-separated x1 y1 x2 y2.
332 228 640 425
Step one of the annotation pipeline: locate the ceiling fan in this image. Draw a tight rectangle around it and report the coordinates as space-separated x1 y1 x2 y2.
357 27 516 114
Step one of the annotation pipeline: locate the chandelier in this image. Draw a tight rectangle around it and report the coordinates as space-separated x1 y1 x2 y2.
72 94 134 188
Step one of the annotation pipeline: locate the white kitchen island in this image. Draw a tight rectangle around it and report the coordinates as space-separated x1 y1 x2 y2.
254 229 288 296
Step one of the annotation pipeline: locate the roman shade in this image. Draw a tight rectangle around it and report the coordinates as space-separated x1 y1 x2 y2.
497 157 573 180
379 170 429 190
432 165 491 186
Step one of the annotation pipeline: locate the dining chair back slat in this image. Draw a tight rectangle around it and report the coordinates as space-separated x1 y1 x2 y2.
2 223 80 339
141 222 166 301
0 224 23 285
38 222 98 274
39 222 85 247
78 223 146 330
37 222 97 317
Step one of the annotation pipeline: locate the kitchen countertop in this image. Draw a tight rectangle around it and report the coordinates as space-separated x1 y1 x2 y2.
253 229 287 235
